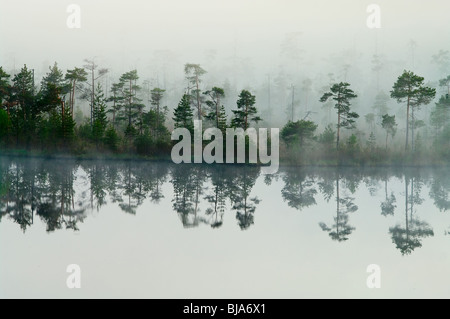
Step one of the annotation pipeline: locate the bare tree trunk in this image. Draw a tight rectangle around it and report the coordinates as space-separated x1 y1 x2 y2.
196 76 201 120
405 96 410 151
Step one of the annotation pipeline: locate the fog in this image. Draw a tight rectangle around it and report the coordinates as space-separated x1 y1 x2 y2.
1 0 450 129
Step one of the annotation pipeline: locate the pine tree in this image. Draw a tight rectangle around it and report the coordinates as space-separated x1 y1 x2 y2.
173 94 194 134
390 70 436 151
185 64 206 120
381 114 397 150
150 88 166 139
65 67 87 117
319 82 359 149
231 90 261 130
204 87 227 131
92 83 108 146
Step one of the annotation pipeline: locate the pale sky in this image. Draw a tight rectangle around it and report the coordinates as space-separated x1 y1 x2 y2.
1 0 449 74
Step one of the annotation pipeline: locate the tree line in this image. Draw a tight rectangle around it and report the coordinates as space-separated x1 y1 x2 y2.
1 60 449 164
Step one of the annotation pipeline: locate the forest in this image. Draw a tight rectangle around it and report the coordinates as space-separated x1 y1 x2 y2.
0 56 449 166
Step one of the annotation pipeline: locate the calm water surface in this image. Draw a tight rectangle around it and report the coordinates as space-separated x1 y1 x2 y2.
0 156 449 298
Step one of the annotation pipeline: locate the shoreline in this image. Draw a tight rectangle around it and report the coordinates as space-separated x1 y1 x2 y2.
1 149 450 169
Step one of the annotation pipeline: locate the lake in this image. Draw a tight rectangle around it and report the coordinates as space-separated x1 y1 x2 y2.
1 156 449 298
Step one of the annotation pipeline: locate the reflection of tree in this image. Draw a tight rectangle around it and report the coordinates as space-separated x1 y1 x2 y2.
6 163 35 232
171 165 205 228
318 171 334 202
0 158 86 232
203 166 228 228
429 170 450 212
87 162 108 211
281 169 317 210
36 160 85 232
381 176 396 216
389 174 433 255
319 173 358 242
227 166 260 230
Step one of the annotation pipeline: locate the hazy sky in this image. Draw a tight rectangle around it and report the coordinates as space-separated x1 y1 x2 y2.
1 0 449 75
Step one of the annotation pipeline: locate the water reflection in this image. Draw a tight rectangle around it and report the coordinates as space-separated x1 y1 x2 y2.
389 174 434 255
318 172 358 242
1 157 450 256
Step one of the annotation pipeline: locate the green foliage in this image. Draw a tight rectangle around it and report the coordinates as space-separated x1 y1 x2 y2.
134 134 154 156
281 120 317 146
92 84 108 145
319 125 335 146
391 70 436 151
173 94 194 134
204 87 227 131
231 90 262 130
320 82 359 148
382 114 397 149
0 67 11 106
0 109 9 143
104 126 119 152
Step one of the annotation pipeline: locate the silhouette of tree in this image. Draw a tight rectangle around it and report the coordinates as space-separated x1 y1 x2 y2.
281 169 317 210
389 174 433 255
319 172 358 241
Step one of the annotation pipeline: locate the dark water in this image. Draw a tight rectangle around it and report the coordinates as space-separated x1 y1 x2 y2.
1 156 449 298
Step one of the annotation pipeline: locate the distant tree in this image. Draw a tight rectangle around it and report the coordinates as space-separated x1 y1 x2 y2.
0 67 11 139
281 120 317 147
0 109 9 143
150 88 166 139
372 91 390 117
118 70 141 139
390 70 436 151
319 82 359 149
65 67 88 117
83 59 108 127
438 75 450 95
10 65 35 146
365 113 376 132
431 50 450 75
0 67 11 108
92 83 108 147
104 126 119 152
366 132 376 151
185 64 207 120
231 90 261 130
107 82 124 129
381 114 397 150
173 94 194 134
319 125 335 147
430 95 450 137
203 87 227 131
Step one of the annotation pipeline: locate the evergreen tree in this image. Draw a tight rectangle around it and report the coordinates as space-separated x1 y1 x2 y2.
107 82 124 129
92 83 108 146
204 87 227 131
10 65 36 146
65 67 88 117
319 82 359 149
118 70 140 132
173 94 194 134
381 114 397 150
150 88 166 139
231 90 261 130
281 120 317 147
0 67 10 107
185 64 207 120
390 70 436 151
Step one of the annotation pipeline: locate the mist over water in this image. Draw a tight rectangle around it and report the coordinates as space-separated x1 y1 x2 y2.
1 0 450 299
1 157 450 298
